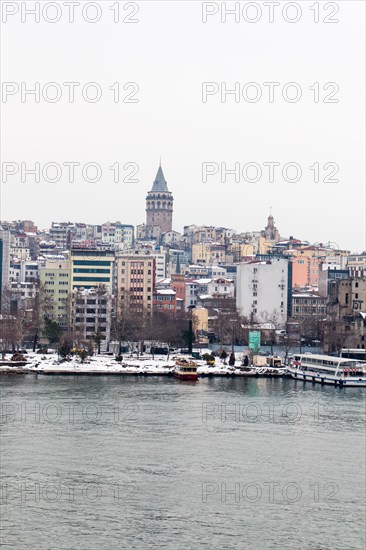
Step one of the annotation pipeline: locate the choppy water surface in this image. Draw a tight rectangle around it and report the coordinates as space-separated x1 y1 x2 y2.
1 375 365 549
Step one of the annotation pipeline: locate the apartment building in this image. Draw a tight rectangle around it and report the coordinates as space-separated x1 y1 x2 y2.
70 249 115 292
101 222 134 249
324 275 366 352
292 290 327 322
153 288 177 313
39 260 71 328
115 254 156 315
236 258 290 328
72 287 112 350
0 228 10 295
10 260 39 284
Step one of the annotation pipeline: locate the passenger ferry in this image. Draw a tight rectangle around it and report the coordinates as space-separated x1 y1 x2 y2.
287 354 366 387
174 359 199 381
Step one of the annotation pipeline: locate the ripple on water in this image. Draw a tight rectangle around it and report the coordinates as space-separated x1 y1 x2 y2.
1 375 365 550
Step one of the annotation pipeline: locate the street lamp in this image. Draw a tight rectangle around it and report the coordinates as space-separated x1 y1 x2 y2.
230 318 236 353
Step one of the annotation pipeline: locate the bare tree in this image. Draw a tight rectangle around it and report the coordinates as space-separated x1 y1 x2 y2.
146 310 194 358
111 291 146 355
0 314 16 358
260 310 281 354
211 306 247 346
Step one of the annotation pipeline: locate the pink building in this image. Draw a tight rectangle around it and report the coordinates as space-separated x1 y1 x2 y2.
291 256 321 288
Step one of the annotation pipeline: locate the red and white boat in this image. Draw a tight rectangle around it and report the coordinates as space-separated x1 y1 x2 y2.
174 359 199 381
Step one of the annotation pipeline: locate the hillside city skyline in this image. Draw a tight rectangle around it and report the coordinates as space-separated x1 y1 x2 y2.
1 163 364 254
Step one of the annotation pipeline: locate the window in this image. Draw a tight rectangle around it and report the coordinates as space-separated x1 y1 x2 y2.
74 268 110 274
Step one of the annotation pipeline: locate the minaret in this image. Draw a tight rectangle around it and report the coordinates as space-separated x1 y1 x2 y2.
146 163 173 233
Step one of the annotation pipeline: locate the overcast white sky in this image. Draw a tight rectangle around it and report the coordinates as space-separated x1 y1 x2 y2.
1 1 365 251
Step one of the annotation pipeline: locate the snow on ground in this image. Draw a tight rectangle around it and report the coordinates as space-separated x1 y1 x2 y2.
0 352 286 376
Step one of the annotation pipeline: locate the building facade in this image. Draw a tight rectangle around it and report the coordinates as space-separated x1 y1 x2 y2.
72 287 112 350
153 288 177 313
115 254 156 315
70 249 115 292
39 260 70 328
324 275 366 352
0 228 10 301
236 258 290 328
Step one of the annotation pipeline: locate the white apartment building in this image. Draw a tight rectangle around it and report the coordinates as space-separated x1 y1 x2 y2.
10 261 39 283
207 278 235 298
72 287 112 350
185 281 198 310
236 258 289 328
101 222 134 249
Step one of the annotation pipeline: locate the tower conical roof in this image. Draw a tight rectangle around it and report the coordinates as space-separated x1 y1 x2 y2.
151 165 169 193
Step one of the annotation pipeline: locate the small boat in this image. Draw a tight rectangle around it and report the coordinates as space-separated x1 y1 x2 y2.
287 353 366 387
174 359 199 381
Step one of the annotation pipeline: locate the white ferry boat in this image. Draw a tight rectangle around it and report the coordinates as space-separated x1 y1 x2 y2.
287 353 366 387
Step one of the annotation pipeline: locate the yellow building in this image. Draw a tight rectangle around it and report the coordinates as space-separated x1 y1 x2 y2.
192 242 231 264
193 307 208 332
258 236 274 254
230 242 256 262
39 260 70 328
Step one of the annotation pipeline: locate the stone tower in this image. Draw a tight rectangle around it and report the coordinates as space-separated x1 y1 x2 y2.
262 209 280 242
146 164 173 233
